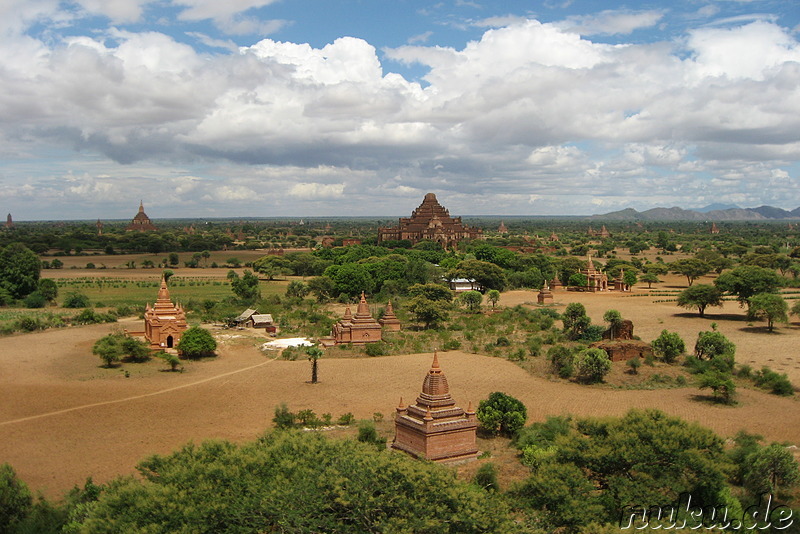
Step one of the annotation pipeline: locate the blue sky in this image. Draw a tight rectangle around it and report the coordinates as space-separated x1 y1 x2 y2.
1 0 799 220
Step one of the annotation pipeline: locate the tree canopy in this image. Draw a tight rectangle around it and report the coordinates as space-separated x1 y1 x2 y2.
0 243 40 299
676 284 723 318
714 265 782 311
177 327 217 359
74 432 516 533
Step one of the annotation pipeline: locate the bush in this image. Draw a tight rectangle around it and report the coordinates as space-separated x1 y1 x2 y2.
753 367 795 396
548 345 575 379
473 463 499 491
177 326 217 359
337 412 355 426
364 342 387 357
63 292 90 308
651 330 685 364
442 339 462 351
14 316 43 332
477 392 527 437
0 463 32 531
23 291 47 308
272 403 296 429
574 348 612 384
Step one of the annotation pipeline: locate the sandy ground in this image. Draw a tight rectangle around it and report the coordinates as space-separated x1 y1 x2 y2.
1 294 799 498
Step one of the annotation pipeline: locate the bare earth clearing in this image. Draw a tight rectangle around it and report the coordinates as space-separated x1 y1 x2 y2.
1 272 799 498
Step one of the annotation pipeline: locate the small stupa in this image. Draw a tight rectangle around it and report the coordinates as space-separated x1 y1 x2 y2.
537 282 554 304
392 352 478 463
379 300 402 332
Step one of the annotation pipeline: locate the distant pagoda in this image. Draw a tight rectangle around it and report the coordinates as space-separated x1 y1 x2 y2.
392 352 478 463
126 201 157 232
5 213 13 229
377 193 482 249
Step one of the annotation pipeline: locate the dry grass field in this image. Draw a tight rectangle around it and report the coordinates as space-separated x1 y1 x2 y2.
1 265 799 499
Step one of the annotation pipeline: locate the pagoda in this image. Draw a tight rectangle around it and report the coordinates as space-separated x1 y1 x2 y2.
377 193 482 248
497 221 508 234
126 201 157 232
4 213 12 229
327 292 383 345
379 300 402 332
392 352 478 463
580 254 608 292
144 276 188 349
537 282 554 304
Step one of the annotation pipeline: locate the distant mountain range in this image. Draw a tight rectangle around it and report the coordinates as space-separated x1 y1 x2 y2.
592 205 800 221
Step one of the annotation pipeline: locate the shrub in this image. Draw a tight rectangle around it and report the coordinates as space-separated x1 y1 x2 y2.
753 367 795 396
14 316 43 332
442 339 462 351
272 403 296 429
574 348 612 384
651 330 685 364
357 420 386 450
23 291 47 308
63 292 90 308
177 326 217 359
477 392 527 437
473 463 499 492
364 342 386 357
548 345 575 379
337 412 355 426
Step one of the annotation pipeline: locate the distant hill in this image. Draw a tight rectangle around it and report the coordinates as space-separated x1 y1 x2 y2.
592 205 800 221
696 203 741 213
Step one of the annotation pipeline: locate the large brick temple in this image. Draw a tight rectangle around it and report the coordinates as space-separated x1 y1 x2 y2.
377 193 482 248
126 201 157 232
392 352 478 463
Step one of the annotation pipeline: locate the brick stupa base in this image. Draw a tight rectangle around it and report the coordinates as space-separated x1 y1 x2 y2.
392 352 478 463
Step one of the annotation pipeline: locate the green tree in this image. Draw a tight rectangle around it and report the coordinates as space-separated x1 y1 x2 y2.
92 334 122 368
407 296 449 329
74 432 515 533
0 243 41 299
458 290 483 313
476 391 527 437
162 269 175 283
407 283 453 302
63 291 90 308
36 278 58 303
285 280 310 299
715 265 782 312
323 263 374 298
307 275 336 302
168 252 179 266
453 259 507 291
602 309 623 339
574 347 611 384
670 258 711 286
306 345 323 384
548 345 575 378
694 330 735 361
651 330 685 364
230 270 261 301
177 326 217 359
697 370 736 404
748 292 788 332
743 443 800 496
160 352 182 372
639 272 661 288
676 284 723 318
486 289 500 310
0 463 33 532
622 269 638 288
514 409 737 529
562 302 590 340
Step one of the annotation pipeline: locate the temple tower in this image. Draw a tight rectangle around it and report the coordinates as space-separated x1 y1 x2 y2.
144 275 188 349
126 201 157 231
393 352 478 463
379 300 402 332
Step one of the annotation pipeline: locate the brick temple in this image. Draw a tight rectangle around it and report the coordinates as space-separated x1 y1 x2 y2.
324 292 383 345
377 193 482 248
143 276 187 349
393 352 478 463
126 201 157 232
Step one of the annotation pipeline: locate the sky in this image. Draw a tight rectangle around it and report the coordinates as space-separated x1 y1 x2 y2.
1 0 799 220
